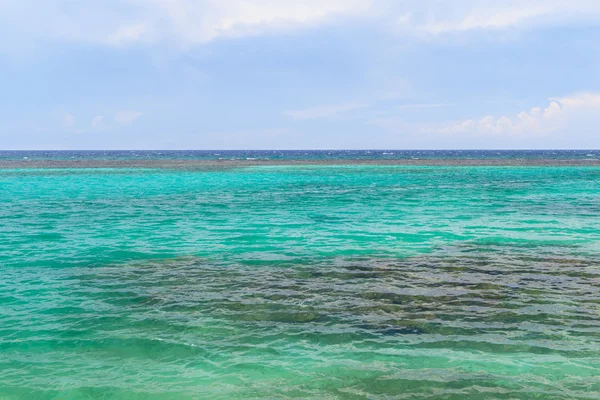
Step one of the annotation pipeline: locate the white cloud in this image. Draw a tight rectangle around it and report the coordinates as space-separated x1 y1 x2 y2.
91 116 105 128
430 93 600 135
418 2 557 34
115 110 143 125
2 0 600 50
146 0 372 45
62 112 75 128
0 0 371 49
284 103 366 120
108 23 149 46
551 92 600 108
389 0 600 35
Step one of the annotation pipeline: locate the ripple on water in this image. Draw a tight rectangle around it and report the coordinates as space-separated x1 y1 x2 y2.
2 249 600 398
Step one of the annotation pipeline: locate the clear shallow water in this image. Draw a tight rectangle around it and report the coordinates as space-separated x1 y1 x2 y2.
2 160 600 399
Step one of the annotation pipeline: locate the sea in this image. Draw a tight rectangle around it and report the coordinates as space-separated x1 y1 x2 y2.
1 150 600 399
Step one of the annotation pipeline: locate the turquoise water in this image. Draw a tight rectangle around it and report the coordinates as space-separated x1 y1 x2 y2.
2 163 600 399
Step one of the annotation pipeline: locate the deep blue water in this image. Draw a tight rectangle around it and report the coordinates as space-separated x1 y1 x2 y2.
1 149 600 161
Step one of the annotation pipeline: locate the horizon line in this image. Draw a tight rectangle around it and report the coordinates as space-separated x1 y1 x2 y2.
1 149 600 152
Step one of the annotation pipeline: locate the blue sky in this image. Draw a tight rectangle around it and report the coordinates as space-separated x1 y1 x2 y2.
1 0 600 149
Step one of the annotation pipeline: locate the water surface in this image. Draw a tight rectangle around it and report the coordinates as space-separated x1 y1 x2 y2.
2 155 600 399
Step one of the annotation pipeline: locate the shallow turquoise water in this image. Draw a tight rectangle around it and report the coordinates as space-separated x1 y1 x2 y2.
2 165 600 399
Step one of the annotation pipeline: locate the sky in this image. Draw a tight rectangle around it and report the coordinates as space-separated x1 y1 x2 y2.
1 0 600 150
